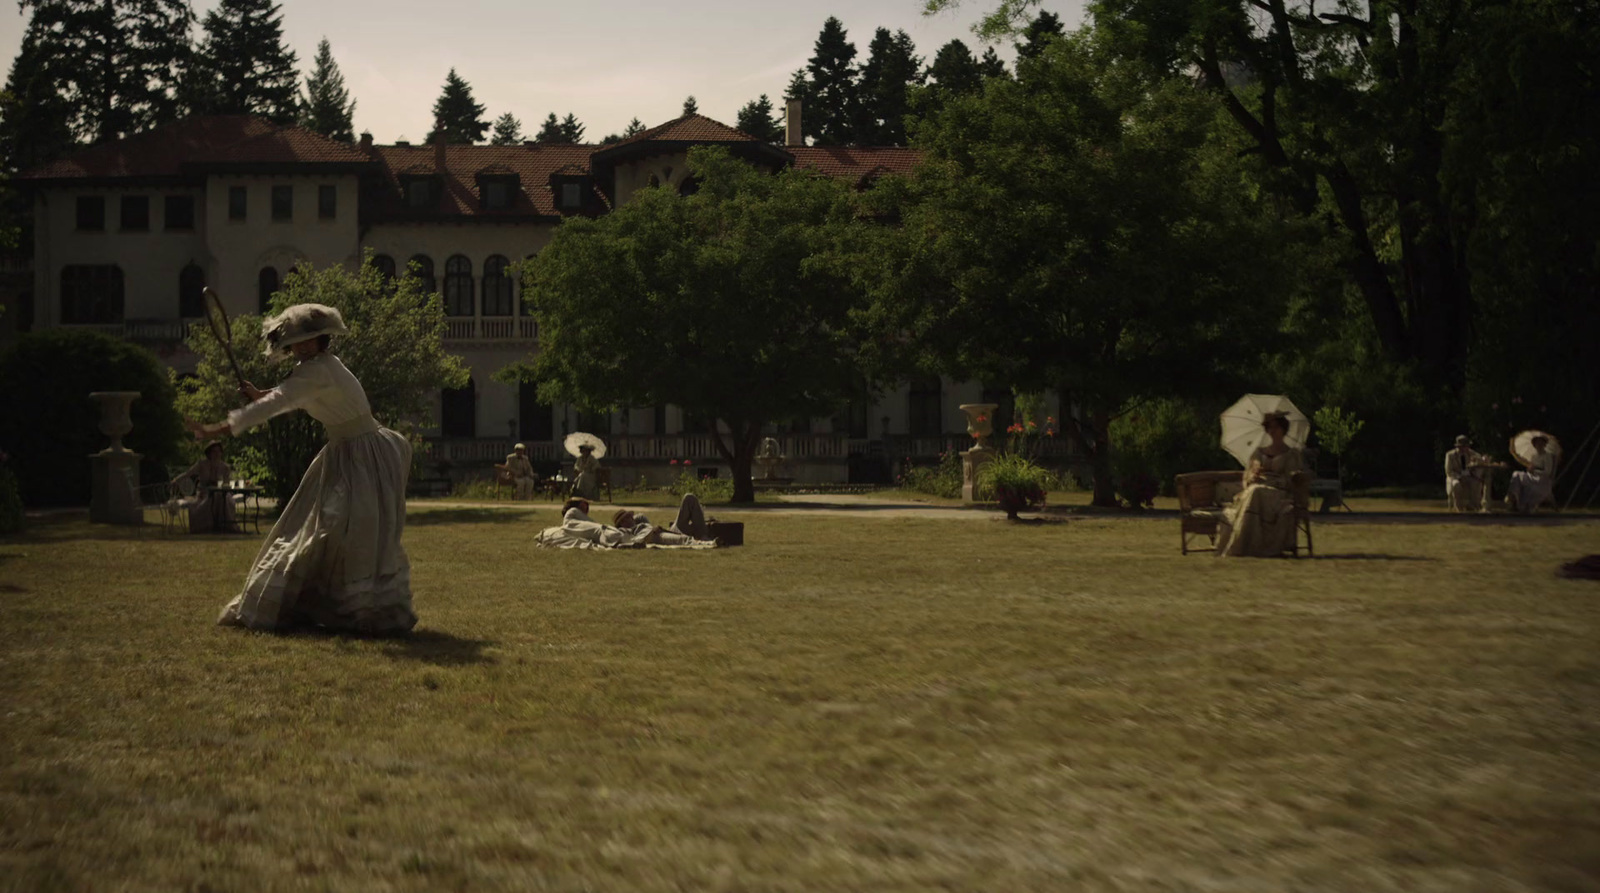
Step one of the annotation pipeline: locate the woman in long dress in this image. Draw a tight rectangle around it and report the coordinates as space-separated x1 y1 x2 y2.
571 444 600 500
1215 413 1304 558
187 304 416 634
176 439 238 533
1506 435 1557 514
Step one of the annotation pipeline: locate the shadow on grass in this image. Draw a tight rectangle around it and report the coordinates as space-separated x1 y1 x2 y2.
407 508 542 527
1313 553 1439 561
381 629 498 666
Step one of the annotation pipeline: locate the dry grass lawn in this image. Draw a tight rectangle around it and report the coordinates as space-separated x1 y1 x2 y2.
2 506 1598 892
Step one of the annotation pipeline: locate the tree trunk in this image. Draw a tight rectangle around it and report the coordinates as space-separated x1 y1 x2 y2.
710 420 763 504
1089 408 1117 508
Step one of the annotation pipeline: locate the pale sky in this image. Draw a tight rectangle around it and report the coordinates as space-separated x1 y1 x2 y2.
1 0 1085 143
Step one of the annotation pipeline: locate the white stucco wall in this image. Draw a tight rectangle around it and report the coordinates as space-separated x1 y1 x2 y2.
33 186 210 325
611 152 691 207
203 174 363 318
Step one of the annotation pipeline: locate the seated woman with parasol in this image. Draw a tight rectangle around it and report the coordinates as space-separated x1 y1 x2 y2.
566 432 604 501
1505 430 1560 514
1215 396 1307 558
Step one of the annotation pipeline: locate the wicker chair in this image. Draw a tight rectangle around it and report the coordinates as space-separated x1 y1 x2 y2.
1176 470 1314 557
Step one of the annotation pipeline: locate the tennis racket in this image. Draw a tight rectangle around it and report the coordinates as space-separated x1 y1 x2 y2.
201 286 248 393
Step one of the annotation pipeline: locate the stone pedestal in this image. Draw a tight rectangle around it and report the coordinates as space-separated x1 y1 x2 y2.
90 448 144 524
88 390 144 526
962 446 994 504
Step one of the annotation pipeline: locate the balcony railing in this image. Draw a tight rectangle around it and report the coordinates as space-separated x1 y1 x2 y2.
423 432 1078 468
60 319 194 343
441 316 539 342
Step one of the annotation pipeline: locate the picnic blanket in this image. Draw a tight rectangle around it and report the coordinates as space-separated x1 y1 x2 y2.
534 513 718 551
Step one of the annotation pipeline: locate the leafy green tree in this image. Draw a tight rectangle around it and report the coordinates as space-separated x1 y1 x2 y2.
509 148 877 503
1312 406 1365 482
187 0 299 124
18 0 193 144
871 33 1289 506
490 112 523 145
300 37 355 141
856 28 922 145
735 94 784 142
0 329 185 506
176 257 468 502
426 69 488 144
681 95 698 116
805 16 859 145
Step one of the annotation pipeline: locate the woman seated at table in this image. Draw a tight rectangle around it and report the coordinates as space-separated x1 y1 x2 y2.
1216 413 1303 558
175 439 238 533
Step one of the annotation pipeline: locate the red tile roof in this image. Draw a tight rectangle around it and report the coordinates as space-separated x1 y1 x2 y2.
366 143 601 219
19 115 280 180
790 147 923 184
604 113 764 150
210 127 370 165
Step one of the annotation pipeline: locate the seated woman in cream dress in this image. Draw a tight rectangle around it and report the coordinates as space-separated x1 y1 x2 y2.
1215 413 1303 558
176 439 238 533
186 304 416 634
1506 434 1557 514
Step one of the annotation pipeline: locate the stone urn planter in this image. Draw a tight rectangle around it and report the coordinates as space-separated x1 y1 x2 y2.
959 403 998 450
89 391 141 453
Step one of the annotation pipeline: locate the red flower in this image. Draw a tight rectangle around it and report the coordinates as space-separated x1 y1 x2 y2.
684 459 693 466
670 459 679 465
976 414 988 422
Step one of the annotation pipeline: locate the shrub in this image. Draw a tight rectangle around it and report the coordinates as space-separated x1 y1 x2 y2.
667 469 734 503
0 329 185 506
1111 399 1233 498
898 450 963 499
976 452 1056 504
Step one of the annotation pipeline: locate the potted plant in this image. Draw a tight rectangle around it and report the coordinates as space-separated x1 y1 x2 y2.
979 452 1054 520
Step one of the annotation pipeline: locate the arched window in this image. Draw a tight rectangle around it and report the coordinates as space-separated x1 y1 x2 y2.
647 174 660 188
60 265 124 323
440 374 475 438
257 267 279 314
481 255 513 317
443 254 473 317
518 381 554 441
678 175 700 197
372 254 396 286
178 264 206 318
406 255 436 294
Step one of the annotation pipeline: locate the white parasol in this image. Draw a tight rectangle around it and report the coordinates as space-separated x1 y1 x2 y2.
563 431 607 459
1219 394 1311 467
1510 429 1561 468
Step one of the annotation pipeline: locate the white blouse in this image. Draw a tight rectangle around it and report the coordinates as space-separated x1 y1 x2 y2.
227 354 374 436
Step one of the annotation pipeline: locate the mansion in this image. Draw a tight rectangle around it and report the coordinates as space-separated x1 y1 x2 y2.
9 111 1057 484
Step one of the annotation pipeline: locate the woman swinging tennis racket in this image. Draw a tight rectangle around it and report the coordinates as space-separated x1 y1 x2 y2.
187 303 416 634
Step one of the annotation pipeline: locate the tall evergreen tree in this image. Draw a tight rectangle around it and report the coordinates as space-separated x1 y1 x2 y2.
926 39 984 96
736 94 783 143
805 17 859 145
300 38 355 141
681 95 699 116
490 112 523 145
0 18 77 174
559 113 585 143
979 46 1008 80
535 113 569 144
1016 10 1065 63
188 0 299 124
856 28 921 145
622 117 645 138
426 69 488 144
18 0 193 144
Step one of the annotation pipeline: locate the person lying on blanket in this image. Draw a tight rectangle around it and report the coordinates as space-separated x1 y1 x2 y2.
537 497 716 550
611 494 711 546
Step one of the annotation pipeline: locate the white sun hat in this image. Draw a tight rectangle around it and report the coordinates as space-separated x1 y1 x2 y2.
262 303 349 359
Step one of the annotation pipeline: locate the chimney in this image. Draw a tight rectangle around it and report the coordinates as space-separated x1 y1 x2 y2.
785 99 803 147
358 131 373 152
433 132 447 173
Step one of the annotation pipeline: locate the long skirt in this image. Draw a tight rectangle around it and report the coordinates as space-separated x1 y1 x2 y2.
1215 484 1297 558
1506 471 1553 513
218 426 415 634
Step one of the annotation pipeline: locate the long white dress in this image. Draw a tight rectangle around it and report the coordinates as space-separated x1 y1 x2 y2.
1215 447 1303 558
217 353 416 634
1507 450 1557 513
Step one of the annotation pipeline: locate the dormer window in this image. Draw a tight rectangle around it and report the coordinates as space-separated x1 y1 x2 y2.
549 166 592 214
477 172 520 211
561 183 581 209
401 176 439 211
